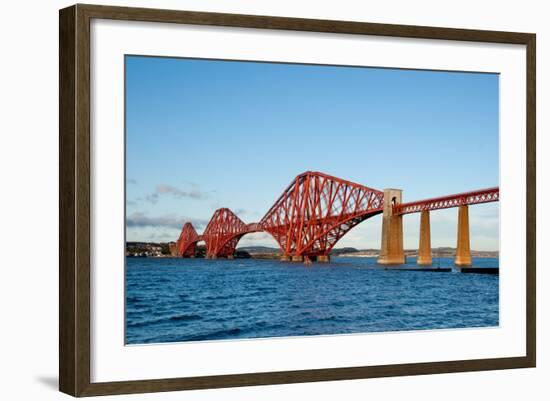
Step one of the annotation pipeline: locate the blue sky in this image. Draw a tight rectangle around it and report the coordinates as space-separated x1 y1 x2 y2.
125 56 499 251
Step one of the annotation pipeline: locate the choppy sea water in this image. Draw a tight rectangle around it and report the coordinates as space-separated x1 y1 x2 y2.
125 257 499 344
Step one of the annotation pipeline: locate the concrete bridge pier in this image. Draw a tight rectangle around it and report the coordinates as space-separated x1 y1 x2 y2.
227 254 234 260
291 255 304 262
378 189 405 265
280 255 291 262
455 205 472 266
417 210 432 265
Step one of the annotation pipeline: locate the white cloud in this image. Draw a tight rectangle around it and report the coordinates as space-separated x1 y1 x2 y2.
126 212 208 230
142 184 208 204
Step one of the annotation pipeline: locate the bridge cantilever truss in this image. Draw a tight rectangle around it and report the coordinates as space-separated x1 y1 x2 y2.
202 208 263 258
174 172 499 261
260 172 384 257
175 171 384 259
176 222 199 257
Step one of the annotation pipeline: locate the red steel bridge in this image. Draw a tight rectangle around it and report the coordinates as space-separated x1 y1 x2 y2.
173 171 499 265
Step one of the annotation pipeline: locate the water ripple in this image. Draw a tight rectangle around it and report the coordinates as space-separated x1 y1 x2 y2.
125 257 499 344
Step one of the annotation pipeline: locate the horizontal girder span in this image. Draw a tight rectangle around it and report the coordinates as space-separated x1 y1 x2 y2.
394 187 499 215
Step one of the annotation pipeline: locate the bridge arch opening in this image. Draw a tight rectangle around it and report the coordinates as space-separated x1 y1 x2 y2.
232 231 281 258
203 230 280 259
328 213 383 253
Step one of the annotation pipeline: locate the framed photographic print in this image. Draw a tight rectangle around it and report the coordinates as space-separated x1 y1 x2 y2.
59 4 536 397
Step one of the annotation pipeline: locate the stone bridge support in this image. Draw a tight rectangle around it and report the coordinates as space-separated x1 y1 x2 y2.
417 210 432 265
378 189 405 265
455 205 472 266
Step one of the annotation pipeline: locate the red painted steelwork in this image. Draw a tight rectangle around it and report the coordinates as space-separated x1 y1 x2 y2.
260 171 384 257
174 171 499 260
394 187 499 215
202 208 262 258
174 171 384 258
175 222 199 257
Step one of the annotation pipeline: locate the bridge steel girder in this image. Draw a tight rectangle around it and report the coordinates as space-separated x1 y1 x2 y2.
173 173 499 263
260 171 384 258
176 222 200 257
201 208 263 258
394 187 499 215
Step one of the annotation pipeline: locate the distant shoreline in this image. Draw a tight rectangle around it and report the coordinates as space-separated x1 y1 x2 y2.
126 253 499 259
125 242 498 259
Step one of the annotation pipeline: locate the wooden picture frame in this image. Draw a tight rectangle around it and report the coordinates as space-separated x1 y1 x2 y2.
59 3 536 397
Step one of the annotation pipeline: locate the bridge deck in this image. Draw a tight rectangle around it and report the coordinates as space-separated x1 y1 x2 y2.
394 187 499 215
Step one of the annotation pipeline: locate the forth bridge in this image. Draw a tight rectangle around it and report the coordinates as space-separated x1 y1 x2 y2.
171 171 499 266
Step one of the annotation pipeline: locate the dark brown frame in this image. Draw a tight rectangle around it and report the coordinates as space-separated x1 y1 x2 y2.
59 3 536 397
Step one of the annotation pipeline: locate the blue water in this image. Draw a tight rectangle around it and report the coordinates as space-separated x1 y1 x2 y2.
125 257 499 344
